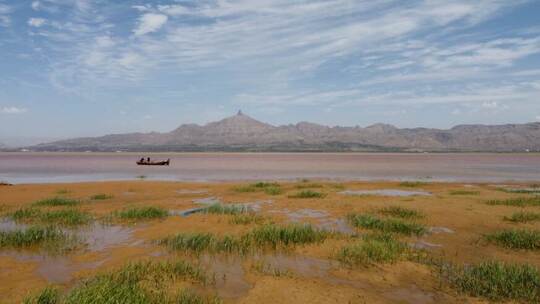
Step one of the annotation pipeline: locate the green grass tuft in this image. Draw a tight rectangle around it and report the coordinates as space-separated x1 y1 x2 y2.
347 213 426 236
34 197 80 207
337 233 407 267
295 183 323 189
12 208 92 226
25 260 211 304
229 214 266 225
174 290 222 304
115 206 168 220
0 226 76 251
23 287 60 304
486 197 540 207
264 187 282 195
444 261 540 302
245 224 328 250
233 182 282 195
485 229 540 250
449 190 480 195
504 211 540 223
90 194 113 200
288 190 326 199
204 203 249 215
379 206 424 219
159 224 328 254
399 181 427 188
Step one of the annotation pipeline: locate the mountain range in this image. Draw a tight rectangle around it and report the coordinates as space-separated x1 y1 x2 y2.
23 111 540 152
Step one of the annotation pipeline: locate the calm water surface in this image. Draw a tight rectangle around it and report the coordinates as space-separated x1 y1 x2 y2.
0 152 539 183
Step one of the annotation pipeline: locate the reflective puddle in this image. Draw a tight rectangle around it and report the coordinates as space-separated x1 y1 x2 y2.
339 189 431 197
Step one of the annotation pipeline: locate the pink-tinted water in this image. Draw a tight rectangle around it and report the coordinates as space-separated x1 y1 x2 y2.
0 152 539 183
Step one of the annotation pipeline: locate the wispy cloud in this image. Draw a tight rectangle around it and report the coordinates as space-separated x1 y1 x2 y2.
0 3 11 27
28 17 46 27
1 106 28 114
133 13 168 36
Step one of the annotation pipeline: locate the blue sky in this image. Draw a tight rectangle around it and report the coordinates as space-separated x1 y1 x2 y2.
1 0 540 143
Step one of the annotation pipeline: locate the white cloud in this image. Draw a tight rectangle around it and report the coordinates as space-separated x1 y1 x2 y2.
133 13 168 36
31 1 40 10
1 106 28 114
28 17 46 27
481 101 499 109
0 4 11 27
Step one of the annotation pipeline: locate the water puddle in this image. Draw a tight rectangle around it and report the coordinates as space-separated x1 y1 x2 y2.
193 197 221 205
268 208 355 235
340 189 431 197
78 223 134 251
410 240 442 250
0 218 140 284
176 189 209 195
199 255 252 299
428 227 454 234
245 200 273 212
254 254 367 289
169 207 207 217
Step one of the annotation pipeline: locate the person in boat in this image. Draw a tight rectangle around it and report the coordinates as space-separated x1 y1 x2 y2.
139 157 145 164
147 157 151 163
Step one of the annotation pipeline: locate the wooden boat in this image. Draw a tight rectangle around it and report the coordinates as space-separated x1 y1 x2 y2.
136 159 170 166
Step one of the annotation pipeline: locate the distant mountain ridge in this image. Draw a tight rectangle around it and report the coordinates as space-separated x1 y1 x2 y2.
27 111 540 152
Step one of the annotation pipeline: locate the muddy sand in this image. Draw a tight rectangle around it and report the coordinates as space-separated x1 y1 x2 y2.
1 180 539 303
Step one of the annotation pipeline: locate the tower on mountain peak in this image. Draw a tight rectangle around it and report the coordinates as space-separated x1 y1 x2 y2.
237 110 243 116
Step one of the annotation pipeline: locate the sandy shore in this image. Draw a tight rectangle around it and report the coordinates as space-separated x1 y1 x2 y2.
1 180 539 303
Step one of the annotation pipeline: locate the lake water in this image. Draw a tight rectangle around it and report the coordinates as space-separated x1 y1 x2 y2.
0 152 539 184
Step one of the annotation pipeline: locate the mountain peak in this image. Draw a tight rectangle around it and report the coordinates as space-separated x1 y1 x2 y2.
237 110 243 116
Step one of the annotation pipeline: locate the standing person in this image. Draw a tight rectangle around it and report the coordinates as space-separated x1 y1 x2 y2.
147 157 151 163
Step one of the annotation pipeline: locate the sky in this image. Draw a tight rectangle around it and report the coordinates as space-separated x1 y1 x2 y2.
1 0 540 144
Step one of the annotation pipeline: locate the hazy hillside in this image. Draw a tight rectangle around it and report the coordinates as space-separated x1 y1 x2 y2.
29 111 540 152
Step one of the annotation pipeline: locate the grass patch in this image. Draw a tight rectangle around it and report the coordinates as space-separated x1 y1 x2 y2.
115 206 168 220
24 260 215 304
251 261 292 277
245 224 328 250
233 182 282 195
159 224 328 254
232 185 258 193
264 187 282 195
347 214 426 236
449 190 480 195
337 233 407 267
90 194 113 200
136 175 147 180
204 203 248 215
0 226 76 251
56 189 70 195
399 181 427 188
295 183 323 189
12 208 92 226
504 211 540 223
485 229 540 250
486 197 540 207
23 287 60 304
444 261 540 302
34 197 80 207
229 214 266 225
379 206 424 219
288 190 326 199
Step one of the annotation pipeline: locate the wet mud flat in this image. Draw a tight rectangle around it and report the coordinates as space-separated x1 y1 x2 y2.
1 180 540 303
